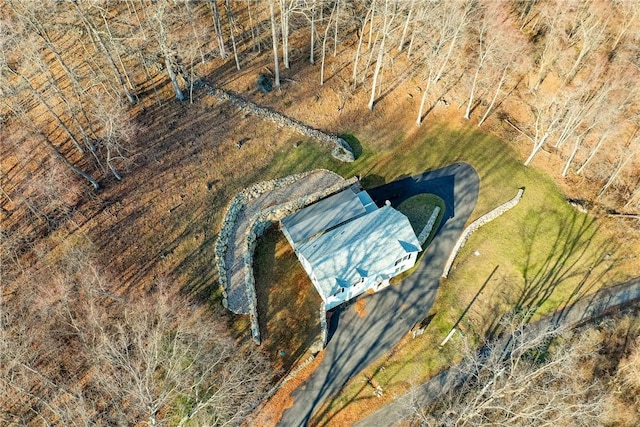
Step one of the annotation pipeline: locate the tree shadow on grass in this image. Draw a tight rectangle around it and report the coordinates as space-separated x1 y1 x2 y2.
481 209 618 342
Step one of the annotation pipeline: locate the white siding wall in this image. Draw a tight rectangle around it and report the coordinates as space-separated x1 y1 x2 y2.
323 251 419 310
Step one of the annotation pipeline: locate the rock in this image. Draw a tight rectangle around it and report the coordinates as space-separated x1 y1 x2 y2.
236 137 249 148
332 137 355 162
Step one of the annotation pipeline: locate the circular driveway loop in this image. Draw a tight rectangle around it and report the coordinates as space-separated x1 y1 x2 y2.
278 162 480 426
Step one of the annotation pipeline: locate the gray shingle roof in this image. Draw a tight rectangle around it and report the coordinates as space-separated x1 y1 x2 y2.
296 205 421 299
281 186 366 244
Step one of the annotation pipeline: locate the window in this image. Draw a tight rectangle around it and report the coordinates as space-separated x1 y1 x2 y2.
394 254 412 266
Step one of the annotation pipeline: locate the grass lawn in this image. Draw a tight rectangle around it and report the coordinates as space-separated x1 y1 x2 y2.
255 121 637 424
397 194 446 241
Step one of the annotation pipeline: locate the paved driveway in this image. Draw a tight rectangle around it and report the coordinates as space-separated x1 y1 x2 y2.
355 276 640 426
278 162 480 426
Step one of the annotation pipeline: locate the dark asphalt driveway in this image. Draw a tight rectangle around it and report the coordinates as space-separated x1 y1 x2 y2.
277 162 479 427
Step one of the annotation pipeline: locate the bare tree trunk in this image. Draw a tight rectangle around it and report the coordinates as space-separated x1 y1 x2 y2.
525 101 563 166
398 0 415 51
598 155 632 198
309 1 315 64
562 135 583 177
247 1 259 53
416 70 434 126
368 0 391 111
407 31 416 58
99 12 137 104
525 127 554 166
186 2 206 64
45 138 100 190
564 16 604 85
368 34 386 110
320 2 337 86
478 64 509 127
333 0 340 57
279 0 290 69
367 0 376 50
225 0 240 71
577 132 607 175
164 54 185 101
269 1 281 89
209 0 227 59
74 2 136 105
352 5 372 89
464 64 481 120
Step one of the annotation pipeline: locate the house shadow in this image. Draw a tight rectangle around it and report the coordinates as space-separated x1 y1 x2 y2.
367 171 456 229
326 307 342 344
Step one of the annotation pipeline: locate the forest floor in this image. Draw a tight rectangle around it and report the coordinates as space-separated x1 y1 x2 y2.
4 26 640 425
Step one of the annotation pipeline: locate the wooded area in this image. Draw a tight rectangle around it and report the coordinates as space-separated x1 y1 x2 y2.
1 0 640 425
2 0 640 202
408 308 640 426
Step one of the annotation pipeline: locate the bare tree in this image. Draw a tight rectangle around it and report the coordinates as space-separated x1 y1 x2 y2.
367 0 396 111
225 0 241 71
92 288 271 426
89 96 134 181
527 1 567 92
416 0 473 125
524 92 564 166
320 1 338 86
351 1 374 90
597 126 639 199
269 0 281 89
208 0 227 59
411 317 604 426
71 2 138 105
142 0 186 101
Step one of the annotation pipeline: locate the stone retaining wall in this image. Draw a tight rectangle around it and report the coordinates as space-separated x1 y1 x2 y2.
206 85 355 162
442 188 524 278
418 206 441 245
319 303 328 349
215 171 319 309
242 176 359 343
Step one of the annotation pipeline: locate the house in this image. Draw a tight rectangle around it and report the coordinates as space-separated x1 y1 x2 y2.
281 185 422 311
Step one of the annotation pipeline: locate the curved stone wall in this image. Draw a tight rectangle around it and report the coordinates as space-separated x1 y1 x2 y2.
241 176 359 343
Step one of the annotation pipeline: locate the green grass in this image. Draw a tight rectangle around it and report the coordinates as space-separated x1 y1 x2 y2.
397 194 446 239
257 121 636 423
264 123 534 221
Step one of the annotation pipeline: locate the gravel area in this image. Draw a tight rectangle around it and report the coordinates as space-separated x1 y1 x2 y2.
224 170 345 313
